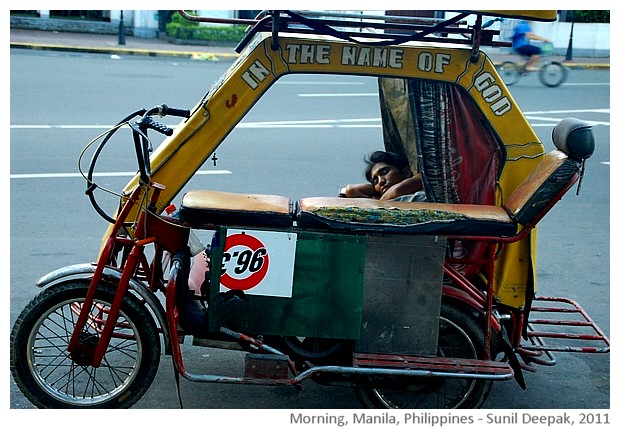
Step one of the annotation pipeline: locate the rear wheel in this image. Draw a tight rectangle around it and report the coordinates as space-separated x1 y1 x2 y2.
10 281 160 408
497 61 521 86
354 302 493 409
538 61 567 87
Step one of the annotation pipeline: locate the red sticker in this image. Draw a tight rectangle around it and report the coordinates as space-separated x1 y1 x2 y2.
220 233 269 290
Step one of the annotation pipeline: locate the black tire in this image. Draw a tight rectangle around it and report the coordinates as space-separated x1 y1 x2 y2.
354 302 493 409
497 61 521 86
10 281 160 409
538 61 567 87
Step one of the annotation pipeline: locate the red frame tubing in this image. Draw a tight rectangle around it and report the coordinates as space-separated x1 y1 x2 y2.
67 186 144 363
439 172 581 354
67 183 189 368
165 259 190 378
90 242 146 366
442 243 500 360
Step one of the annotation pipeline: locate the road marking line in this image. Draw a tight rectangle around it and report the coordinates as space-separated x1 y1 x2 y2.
10 125 118 129
298 93 378 97
524 109 610 114
278 81 366 85
238 118 381 128
562 83 610 86
10 170 232 179
526 116 610 126
10 108 610 131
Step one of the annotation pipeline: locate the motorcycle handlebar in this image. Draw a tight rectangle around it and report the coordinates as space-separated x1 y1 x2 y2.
132 104 192 181
138 116 174 136
145 104 191 119
85 104 191 223
138 104 191 136
160 104 191 118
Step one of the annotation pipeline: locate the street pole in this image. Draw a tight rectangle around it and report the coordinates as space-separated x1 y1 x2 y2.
565 11 575 61
119 10 126 45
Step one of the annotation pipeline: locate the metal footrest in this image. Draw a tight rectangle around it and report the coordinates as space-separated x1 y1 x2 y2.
353 353 513 378
245 353 290 380
523 296 610 354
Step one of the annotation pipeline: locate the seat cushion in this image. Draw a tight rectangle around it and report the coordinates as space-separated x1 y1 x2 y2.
504 151 580 226
179 190 294 228
296 197 517 237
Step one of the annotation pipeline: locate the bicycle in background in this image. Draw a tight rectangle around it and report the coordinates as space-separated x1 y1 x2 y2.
498 42 568 87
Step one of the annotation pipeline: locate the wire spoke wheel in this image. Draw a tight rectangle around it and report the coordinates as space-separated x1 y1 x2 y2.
538 61 567 87
497 61 521 86
354 303 493 409
11 281 160 408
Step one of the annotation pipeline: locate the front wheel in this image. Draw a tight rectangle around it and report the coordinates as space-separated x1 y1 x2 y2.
538 61 567 87
354 302 493 409
497 61 521 86
10 281 161 408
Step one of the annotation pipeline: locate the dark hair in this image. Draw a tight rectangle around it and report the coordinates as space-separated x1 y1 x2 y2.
363 151 410 182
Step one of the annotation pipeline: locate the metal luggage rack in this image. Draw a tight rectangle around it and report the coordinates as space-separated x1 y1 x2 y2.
178 10 510 60
518 296 610 368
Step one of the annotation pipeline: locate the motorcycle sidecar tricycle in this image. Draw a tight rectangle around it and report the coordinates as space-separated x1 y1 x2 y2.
10 10 609 409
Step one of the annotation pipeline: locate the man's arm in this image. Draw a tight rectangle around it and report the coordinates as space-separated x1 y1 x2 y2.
526 31 550 43
380 173 423 200
339 183 380 198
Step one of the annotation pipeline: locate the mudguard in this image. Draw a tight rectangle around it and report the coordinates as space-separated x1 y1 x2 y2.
35 263 171 354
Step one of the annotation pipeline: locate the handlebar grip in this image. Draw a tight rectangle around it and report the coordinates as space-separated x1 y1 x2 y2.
139 117 174 136
160 104 191 118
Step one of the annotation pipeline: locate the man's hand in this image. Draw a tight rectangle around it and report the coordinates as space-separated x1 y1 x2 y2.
340 183 379 198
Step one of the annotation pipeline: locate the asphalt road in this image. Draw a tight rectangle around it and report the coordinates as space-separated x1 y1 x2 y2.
9 49 611 413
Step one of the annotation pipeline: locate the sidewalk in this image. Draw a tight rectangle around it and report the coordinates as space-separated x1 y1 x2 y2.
10 28 239 61
10 28 610 69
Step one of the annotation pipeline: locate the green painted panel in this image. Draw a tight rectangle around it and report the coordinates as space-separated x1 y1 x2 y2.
278 232 366 338
209 229 366 339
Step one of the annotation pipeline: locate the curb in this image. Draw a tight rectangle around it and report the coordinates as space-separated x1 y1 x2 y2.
10 42 239 61
565 63 610 70
10 42 609 69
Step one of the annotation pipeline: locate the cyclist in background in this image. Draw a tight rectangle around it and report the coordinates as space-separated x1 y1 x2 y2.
512 20 551 71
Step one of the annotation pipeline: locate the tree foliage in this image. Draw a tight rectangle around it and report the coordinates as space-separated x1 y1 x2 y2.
165 11 247 43
572 10 610 23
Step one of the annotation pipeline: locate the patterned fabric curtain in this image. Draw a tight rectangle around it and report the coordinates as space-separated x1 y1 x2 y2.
379 78 505 277
378 78 420 174
407 79 504 205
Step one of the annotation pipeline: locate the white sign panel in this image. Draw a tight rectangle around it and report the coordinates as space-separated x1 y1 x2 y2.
219 229 297 298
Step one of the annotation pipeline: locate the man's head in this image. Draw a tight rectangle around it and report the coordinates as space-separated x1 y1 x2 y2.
363 151 413 196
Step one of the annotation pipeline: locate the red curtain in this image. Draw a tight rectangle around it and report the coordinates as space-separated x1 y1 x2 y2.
380 78 505 277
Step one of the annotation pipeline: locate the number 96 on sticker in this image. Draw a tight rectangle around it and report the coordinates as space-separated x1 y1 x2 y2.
219 230 296 298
